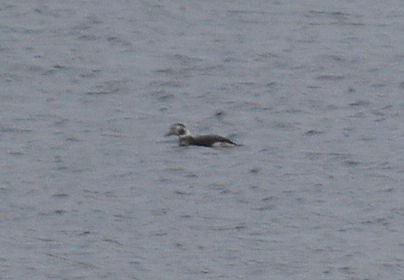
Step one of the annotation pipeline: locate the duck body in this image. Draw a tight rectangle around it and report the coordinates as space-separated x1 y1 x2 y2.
179 134 237 147
166 123 238 147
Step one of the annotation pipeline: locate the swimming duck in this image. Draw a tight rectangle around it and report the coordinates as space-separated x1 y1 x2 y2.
165 123 238 147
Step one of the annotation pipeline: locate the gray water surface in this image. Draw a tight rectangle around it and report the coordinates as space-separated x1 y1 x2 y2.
1 1 403 279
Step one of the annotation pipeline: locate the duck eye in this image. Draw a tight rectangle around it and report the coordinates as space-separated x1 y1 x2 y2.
178 128 185 135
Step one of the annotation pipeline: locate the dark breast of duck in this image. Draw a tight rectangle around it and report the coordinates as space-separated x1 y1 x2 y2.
180 135 237 147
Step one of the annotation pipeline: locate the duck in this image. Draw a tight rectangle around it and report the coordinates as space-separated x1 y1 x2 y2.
165 123 238 147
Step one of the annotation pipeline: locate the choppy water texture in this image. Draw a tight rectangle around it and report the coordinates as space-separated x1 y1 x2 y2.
1 1 403 279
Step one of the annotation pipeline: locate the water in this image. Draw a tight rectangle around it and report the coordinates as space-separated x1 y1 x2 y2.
1 1 403 279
